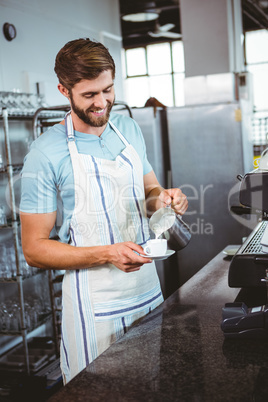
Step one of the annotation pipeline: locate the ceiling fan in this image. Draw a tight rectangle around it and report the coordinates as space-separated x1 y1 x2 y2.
148 22 182 39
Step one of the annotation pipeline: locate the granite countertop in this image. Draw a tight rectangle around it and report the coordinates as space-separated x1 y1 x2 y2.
48 250 268 402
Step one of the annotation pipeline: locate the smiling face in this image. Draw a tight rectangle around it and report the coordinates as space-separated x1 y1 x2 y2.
58 69 115 135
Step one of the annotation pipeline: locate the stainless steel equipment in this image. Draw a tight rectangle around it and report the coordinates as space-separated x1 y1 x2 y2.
116 106 169 188
239 169 268 214
228 159 268 288
228 220 268 287
166 101 254 285
148 206 191 251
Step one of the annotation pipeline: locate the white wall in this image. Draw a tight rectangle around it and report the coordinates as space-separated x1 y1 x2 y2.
0 0 124 104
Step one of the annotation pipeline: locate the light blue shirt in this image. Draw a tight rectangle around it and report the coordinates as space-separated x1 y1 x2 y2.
20 112 152 242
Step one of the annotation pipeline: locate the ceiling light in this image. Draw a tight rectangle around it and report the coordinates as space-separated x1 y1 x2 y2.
122 12 159 22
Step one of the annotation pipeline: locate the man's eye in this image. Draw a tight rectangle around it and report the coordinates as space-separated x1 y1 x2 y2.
104 88 111 93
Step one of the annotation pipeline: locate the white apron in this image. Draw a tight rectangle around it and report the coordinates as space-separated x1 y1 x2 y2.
61 112 163 383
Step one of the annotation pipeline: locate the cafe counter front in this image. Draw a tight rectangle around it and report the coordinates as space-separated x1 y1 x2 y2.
48 249 268 402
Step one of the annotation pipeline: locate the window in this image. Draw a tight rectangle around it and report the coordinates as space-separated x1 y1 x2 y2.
245 29 268 113
245 29 268 152
123 32 268 114
123 41 185 108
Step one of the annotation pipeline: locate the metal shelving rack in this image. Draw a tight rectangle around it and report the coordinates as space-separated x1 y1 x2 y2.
0 104 65 377
0 97 67 399
1 108 30 374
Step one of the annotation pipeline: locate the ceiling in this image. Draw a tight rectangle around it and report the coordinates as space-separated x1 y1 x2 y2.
119 0 268 48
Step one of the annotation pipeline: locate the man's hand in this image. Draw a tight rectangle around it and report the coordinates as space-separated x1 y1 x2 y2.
108 241 152 273
144 171 188 216
159 188 188 215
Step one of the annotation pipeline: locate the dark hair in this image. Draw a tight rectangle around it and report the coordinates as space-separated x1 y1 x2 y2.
54 38 116 89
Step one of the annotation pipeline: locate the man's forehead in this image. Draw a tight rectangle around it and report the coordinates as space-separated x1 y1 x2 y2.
73 71 114 93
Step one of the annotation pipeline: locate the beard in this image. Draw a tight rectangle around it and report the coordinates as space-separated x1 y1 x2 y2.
69 92 114 128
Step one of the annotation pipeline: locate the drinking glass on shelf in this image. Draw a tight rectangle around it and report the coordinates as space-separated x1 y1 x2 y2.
0 244 11 279
6 244 17 278
1 92 9 111
0 303 9 331
0 92 5 109
23 302 32 330
9 302 19 331
11 91 24 116
0 153 4 170
0 205 7 226
20 93 35 115
29 303 38 329
6 92 19 115
36 94 47 108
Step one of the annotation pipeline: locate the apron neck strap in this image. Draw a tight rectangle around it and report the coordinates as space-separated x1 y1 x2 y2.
109 120 129 146
65 111 75 142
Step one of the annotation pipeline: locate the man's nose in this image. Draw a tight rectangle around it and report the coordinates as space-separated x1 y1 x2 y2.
93 93 107 109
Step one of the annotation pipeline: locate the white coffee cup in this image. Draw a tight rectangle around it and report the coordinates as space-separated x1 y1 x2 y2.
143 239 167 257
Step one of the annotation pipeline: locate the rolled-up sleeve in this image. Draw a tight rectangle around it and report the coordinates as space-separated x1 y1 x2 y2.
20 147 57 213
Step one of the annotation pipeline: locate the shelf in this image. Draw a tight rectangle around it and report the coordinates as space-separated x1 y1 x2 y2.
0 313 52 336
52 274 64 284
0 164 23 174
0 277 18 283
0 337 58 374
53 290 62 298
0 224 12 230
35 357 62 390
0 217 20 231
0 268 43 283
0 356 63 400
0 110 66 120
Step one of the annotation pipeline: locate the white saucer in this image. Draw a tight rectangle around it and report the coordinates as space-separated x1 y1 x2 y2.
222 245 240 256
141 249 175 261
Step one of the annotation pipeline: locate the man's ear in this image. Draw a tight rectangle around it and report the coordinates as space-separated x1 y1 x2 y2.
57 83 70 98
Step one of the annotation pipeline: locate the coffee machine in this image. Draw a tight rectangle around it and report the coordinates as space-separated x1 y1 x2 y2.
228 149 268 288
221 151 268 338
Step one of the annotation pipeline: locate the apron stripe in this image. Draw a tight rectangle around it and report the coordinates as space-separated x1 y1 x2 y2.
91 156 115 244
70 226 76 246
80 270 99 361
95 291 162 317
75 270 90 366
119 153 146 243
61 331 70 370
94 283 161 311
121 317 127 334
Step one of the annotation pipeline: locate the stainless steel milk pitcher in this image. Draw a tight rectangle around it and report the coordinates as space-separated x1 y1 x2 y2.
149 206 191 251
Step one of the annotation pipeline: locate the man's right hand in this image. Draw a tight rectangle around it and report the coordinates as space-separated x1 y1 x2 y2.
108 241 152 273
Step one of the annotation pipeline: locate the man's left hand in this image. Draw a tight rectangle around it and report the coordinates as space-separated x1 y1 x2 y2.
159 188 188 215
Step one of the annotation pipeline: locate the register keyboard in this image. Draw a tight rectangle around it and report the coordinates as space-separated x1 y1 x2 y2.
228 220 268 287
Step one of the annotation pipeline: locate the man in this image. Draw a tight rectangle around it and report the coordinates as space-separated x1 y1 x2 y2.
20 38 188 384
